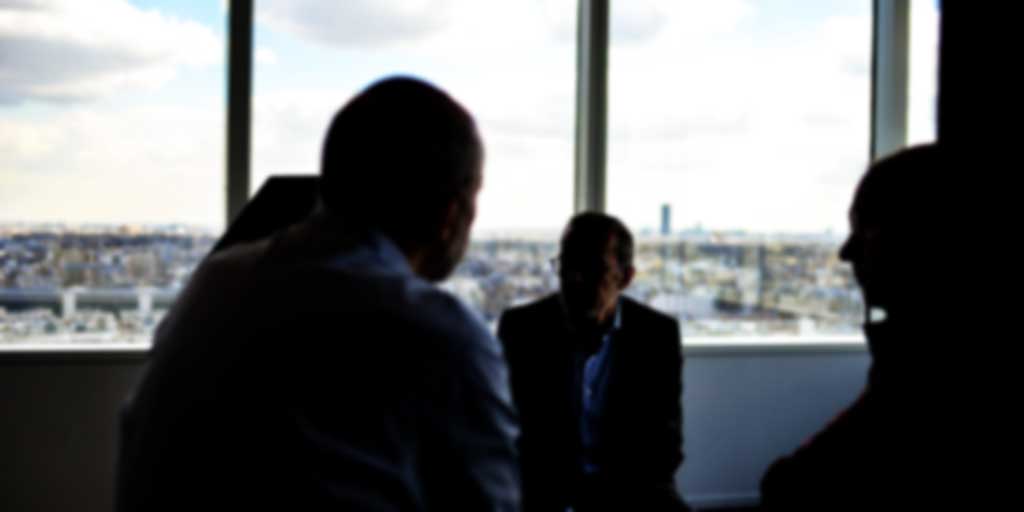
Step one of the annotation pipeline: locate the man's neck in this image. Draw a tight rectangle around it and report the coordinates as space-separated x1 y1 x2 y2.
402 248 428 277
595 296 620 326
569 299 618 331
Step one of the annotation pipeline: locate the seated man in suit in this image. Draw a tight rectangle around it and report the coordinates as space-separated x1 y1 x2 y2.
498 212 689 512
760 144 961 509
116 77 520 511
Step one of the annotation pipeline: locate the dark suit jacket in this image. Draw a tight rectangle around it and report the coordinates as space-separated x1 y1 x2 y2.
497 294 687 512
760 320 959 510
116 222 520 511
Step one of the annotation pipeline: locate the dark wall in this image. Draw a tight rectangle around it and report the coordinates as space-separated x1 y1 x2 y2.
0 357 143 512
0 348 869 511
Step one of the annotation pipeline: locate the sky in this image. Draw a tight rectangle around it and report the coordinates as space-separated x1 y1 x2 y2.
0 0 938 236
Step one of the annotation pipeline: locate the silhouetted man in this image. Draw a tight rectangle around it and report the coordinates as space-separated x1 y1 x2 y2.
116 77 520 511
498 213 688 512
760 144 957 509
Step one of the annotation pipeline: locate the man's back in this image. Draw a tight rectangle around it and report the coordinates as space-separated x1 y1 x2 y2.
117 222 519 511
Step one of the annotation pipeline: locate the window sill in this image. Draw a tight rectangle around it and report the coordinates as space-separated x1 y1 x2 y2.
0 335 868 363
683 335 867 356
0 343 149 364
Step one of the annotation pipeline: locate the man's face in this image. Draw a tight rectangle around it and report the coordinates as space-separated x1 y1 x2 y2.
559 233 627 325
839 203 889 310
445 181 479 275
420 167 481 282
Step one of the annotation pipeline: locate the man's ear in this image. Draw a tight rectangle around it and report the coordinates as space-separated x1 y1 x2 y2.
620 265 636 290
438 197 462 243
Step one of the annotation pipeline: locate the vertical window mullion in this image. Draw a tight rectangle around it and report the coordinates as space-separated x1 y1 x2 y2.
227 0 253 225
574 0 610 213
871 0 911 161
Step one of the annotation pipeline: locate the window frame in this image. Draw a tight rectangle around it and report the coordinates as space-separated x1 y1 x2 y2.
0 0 916 354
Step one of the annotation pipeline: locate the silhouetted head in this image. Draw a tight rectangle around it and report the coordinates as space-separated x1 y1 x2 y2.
557 212 636 326
320 76 483 281
839 144 942 321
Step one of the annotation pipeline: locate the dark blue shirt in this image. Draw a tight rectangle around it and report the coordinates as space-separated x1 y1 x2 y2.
580 300 622 475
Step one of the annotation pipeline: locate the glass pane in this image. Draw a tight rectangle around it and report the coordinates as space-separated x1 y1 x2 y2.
253 0 576 328
907 0 940 146
607 0 870 339
0 1 223 347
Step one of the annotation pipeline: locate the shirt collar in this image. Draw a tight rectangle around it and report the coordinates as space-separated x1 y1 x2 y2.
610 297 623 331
557 293 624 334
324 230 413 277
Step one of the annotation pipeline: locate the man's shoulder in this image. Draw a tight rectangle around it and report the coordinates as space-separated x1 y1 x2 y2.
197 234 490 350
307 265 492 347
407 284 492 341
621 296 679 333
499 293 561 325
195 238 272 288
157 238 272 327
621 295 673 320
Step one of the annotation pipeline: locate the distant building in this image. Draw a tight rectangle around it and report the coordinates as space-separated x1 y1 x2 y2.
660 204 671 236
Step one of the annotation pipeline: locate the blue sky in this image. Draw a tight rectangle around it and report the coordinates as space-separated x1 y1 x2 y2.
0 0 938 236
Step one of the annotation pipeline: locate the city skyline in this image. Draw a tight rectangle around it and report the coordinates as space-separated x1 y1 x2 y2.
2 224 863 345
0 216 852 243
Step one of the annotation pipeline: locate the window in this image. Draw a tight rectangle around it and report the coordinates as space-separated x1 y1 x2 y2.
2 0 926 348
252 0 577 327
0 1 224 345
606 0 871 338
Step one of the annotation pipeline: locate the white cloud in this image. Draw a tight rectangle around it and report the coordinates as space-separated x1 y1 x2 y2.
249 1 580 232
257 0 575 55
0 1 225 227
610 0 667 43
0 101 224 228
255 46 278 65
605 3 872 234
248 81 576 234
612 0 753 46
251 88 339 183
0 0 47 10
0 0 221 103
257 0 450 48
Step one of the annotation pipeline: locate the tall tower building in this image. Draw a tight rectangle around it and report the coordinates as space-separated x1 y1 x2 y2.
660 204 671 236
